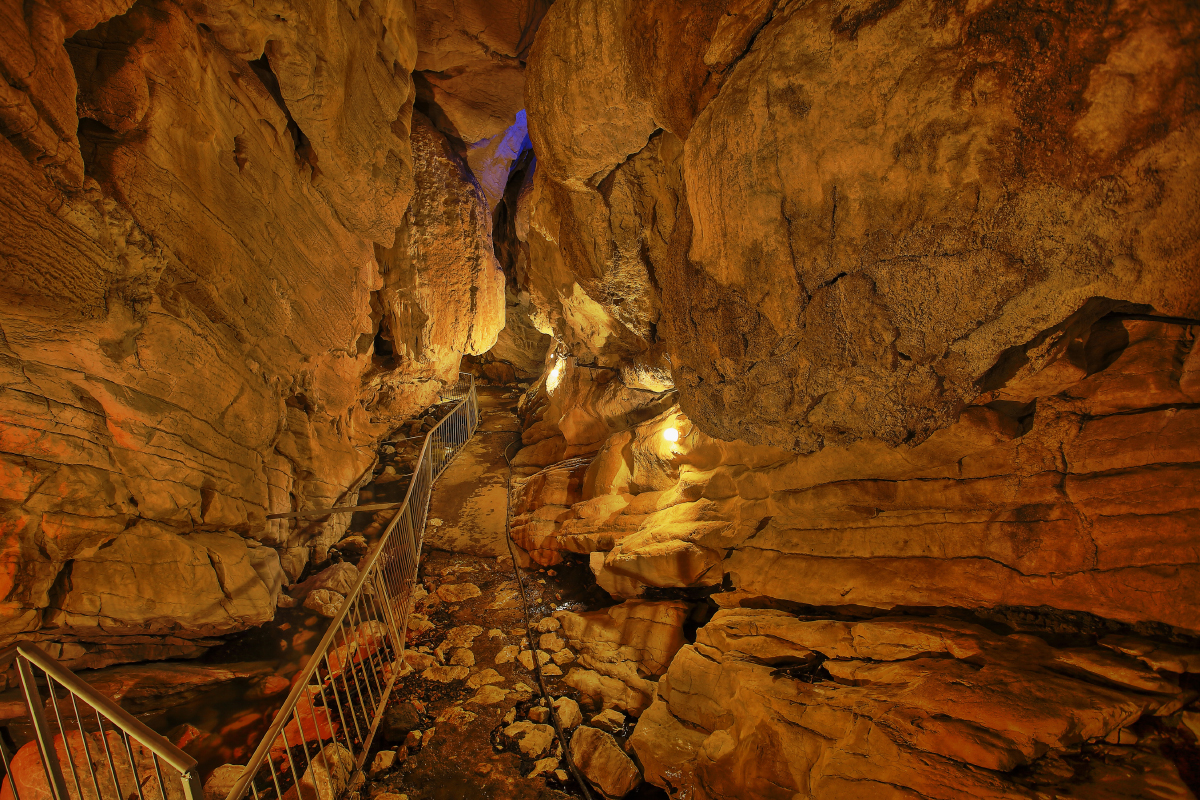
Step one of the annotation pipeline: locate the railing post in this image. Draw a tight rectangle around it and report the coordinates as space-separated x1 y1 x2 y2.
16 654 71 800
180 769 204 800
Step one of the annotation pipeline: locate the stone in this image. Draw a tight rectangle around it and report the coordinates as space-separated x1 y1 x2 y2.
552 697 583 729
529 757 561 779
369 750 397 776
467 685 509 706
588 709 626 734
466 668 505 689
436 583 482 604
296 744 353 800
383 704 423 744
518 650 553 671
539 632 565 652
421 665 469 683
535 617 562 633
571 726 642 800
541 663 563 677
303 589 345 618
504 721 556 759
203 764 243 800
449 648 475 667
496 645 519 665
434 706 477 727
551 648 575 666
404 730 422 749
529 705 550 724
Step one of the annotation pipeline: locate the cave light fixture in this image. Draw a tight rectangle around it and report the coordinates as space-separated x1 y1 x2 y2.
662 427 680 443
547 355 566 393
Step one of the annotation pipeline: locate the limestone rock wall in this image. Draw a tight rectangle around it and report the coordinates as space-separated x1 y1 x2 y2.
0 0 501 657
515 0 1200 796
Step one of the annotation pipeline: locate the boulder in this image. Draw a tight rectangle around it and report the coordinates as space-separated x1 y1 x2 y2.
503 721 556 758
570 726 642 800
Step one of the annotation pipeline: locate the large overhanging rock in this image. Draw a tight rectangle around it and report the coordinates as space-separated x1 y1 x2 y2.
523 0 1200 451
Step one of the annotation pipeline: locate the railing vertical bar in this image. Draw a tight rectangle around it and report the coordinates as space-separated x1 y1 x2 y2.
46 676 85 800
320 653 353 760
302 685 328 768
93 712 125 800
265 751 285 800
150 752 168 800
332 630 364 745
336 621 370 744
120 730 147 800
16 657 70 800
346 599 381 707
289 706 314 784
278 723 303 800
0 730 23 800
69 694 104 800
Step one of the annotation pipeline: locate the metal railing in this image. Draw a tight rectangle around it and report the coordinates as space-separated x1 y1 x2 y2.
0 643 202 800
222 373 479 800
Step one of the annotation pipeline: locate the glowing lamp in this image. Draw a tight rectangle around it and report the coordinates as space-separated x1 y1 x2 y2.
546 357 565 393
662 427 680 443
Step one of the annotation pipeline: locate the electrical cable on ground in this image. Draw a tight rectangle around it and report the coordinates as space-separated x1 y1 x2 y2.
501 433 596 800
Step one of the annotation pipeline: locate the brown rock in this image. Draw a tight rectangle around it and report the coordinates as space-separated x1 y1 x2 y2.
570 726 642 799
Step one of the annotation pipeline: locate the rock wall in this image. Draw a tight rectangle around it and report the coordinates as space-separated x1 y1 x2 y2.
515 0 1200 796
523 0 1200 451
0 0 503 658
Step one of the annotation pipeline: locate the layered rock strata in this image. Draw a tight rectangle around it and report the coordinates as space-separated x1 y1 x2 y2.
0 0 502 656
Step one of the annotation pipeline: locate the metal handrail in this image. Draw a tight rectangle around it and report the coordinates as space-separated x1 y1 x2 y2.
222 373 479 800
0 643 202 800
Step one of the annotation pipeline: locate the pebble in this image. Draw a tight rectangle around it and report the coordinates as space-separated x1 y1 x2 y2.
541 663 563 677
554 769 569 782
534 618 561 633
528 706 550 724
528 757 559 778
488 628 504 638
551 648 575 666
404 730 422 748
449 648 475 667
503 709 516 725
547 570 557 577
495 645 519 665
